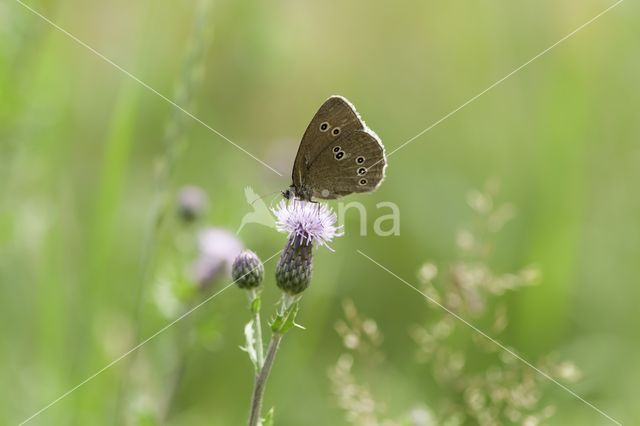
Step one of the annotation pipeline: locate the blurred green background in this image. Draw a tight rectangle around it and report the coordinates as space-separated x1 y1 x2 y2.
1 0 638 425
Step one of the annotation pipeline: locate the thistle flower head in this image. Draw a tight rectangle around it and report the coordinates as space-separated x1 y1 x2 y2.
273 200 342 295
191 228 243 287
232 250 264 290
177 185 208 222
272 199 342 248
275 238 313 295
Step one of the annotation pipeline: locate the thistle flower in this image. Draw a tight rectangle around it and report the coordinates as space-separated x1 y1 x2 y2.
190 227 243 287
232 250 264 290
272 200 342 294
275 235 314 295
177 185 208 223
272 200 342 248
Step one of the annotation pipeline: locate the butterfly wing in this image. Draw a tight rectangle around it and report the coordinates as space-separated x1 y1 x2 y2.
292 96 366 188
303 130 387 199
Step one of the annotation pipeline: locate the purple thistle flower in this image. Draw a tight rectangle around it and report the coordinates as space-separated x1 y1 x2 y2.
177 185 208 223
191 227 243 288
273 200 342 295
272 200 343 249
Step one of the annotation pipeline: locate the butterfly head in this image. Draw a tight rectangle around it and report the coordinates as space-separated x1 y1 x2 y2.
282 187 294 200
282 184 314 202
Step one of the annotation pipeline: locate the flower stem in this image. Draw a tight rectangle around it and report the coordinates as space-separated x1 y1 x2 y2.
161 316 193 423
250 289 265 368
248 333 283 426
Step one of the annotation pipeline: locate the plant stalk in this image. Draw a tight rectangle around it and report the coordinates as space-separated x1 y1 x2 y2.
248 333 283 426
250 289 265 369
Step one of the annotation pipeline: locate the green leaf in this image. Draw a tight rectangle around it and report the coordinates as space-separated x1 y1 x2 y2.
269 314 284 333
262 407 275 426
250 296 261 314
271 302 299 334
279 302 299 334
241 319 258 370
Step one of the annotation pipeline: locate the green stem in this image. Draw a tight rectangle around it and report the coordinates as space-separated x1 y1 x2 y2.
247 294 299 425
250 289 265 368
161 316 193 422
112 1 211 422
248 333 283 426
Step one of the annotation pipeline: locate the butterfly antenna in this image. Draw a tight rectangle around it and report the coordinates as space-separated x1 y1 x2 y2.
250 190 282 207
267 192 283 209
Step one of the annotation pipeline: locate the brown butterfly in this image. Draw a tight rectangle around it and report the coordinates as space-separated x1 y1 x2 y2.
283 96 387 201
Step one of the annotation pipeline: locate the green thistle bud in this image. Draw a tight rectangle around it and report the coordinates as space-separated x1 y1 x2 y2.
275 235 313 295
232 250 264 290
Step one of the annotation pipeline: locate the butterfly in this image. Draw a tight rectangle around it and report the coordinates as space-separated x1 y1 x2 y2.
283 96 387 201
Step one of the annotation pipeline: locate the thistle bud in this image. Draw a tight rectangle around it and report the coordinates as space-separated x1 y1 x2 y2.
232 250 264 290
275 235 313 295
177 185 207 223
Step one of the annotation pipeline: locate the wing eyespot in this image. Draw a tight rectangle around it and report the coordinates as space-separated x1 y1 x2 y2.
357 167 367 176
333 146 341 153
335 151 345 160
356 156 365 164
319 122 330 132
359 178 368 186
332 127 341 136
